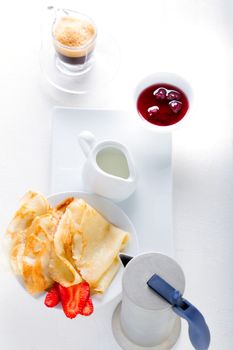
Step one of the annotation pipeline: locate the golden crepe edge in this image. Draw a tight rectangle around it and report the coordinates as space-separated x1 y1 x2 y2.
6 191 51 276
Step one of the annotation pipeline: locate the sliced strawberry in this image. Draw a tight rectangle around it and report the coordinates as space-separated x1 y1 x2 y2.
59 282 90 319
80 296 94 316
44 283 60 308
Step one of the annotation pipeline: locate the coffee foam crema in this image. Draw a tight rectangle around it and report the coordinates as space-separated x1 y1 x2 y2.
53 16 96 58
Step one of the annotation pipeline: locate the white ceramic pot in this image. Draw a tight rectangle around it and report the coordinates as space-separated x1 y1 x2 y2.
112 252 185 350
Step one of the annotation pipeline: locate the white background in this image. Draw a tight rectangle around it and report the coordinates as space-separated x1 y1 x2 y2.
0 0 232 349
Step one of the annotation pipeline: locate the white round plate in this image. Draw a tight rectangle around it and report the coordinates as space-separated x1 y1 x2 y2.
47 191 139 308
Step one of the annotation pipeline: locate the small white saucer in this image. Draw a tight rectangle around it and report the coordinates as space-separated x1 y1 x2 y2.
40 29 120 94
112 303 181 350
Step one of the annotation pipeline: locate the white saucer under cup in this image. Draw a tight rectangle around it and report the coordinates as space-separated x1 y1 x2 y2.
112 252 185 350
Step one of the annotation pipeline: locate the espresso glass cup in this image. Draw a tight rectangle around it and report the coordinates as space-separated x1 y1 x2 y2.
52 9 97 75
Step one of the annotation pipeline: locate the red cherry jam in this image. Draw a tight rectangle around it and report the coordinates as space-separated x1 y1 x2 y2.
137 83 189 127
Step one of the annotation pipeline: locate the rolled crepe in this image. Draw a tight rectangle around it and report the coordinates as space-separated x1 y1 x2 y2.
22 211 59 294
71 199 129 293
49 199 83 287
6 191 50 275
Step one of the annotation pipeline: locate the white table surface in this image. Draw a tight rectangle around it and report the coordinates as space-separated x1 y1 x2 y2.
0 0 232 349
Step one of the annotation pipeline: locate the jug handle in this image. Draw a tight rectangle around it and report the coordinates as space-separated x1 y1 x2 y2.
78 131 96 157
173 299 210 350
147 274 211 350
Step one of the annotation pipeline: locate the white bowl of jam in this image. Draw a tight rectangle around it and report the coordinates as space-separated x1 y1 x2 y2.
134 72 193 132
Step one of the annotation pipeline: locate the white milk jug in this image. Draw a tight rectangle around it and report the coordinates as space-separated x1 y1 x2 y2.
78 131 137 202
